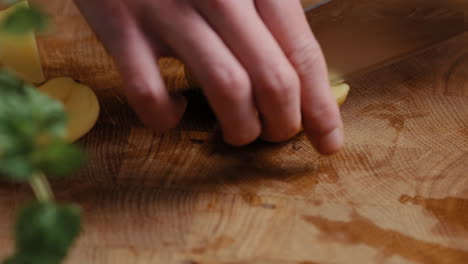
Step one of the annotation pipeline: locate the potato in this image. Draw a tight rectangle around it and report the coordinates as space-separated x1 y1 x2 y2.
39 77 100 142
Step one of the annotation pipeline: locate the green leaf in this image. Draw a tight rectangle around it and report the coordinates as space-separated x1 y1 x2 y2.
0 71 24 92
0 71 80 182
25 87 67 139
33 141 86 178
1 5 48 34
12 202 81 261
0 154 34 181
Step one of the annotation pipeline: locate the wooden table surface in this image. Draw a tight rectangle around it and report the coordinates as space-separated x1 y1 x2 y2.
1 1 468 263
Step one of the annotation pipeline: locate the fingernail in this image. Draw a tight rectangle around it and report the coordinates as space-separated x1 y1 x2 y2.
318 127 344 155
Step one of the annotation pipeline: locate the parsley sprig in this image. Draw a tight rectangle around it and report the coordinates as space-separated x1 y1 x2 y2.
0 2 84 263
0 72 84 264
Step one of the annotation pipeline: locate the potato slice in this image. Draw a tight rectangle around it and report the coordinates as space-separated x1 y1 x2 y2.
332 82 350 106
39 77 100 142
0 1 45 84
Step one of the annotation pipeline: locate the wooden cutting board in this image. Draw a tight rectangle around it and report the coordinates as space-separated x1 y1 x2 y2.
0 1 467 263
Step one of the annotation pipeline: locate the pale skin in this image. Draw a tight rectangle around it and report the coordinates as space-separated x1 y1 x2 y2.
73 0 344 154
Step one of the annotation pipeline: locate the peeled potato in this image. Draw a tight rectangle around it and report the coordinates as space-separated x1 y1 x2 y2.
39 77 100 142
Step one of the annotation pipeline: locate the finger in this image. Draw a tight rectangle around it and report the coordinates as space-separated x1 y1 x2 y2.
256 0 343 154
74 0 186 132
193 0 302 143
141 2 261 146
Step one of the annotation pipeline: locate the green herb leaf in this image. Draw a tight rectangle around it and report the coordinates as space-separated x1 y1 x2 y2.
0 71 23 91
1 5 48 34
0 154 34 181
26 87 67 139
0 72 79 182
0 72 67 141
33 141 86 178
10 202 81 262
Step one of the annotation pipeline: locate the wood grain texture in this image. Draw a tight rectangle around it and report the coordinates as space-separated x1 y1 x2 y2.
1 1 468 264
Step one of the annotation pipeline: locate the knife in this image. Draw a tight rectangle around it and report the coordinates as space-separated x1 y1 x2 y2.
301 0 468 83
302 0 334 12
184 0 468 86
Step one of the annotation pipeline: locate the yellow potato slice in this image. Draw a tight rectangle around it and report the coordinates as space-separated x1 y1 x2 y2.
332 82 350 106
0 1 45 84
39 77 100 142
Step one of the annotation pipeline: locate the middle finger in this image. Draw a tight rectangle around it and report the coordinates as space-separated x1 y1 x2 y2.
193 0 302 142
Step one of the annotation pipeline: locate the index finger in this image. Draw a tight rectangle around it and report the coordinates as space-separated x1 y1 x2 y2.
74 0 187 132
256 0 343 154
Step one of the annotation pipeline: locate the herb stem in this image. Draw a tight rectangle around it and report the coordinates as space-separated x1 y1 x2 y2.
29 172 54 202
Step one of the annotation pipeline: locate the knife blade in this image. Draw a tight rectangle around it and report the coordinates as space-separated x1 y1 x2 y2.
301 0 468 83
302 0 333 12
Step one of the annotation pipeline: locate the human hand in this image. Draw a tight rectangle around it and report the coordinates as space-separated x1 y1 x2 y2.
74 0 343 154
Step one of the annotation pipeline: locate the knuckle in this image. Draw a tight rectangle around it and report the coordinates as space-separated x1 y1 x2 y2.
210 66 251 103
287 37 323 73
257 64 300 98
